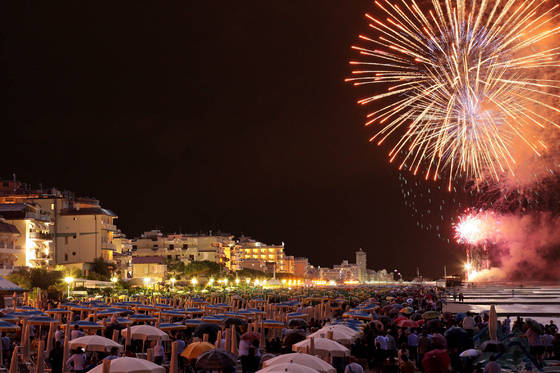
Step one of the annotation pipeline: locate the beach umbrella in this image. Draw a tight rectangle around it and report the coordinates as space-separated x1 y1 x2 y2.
158 323 186 331
121 325 170 341
241 331 260 341
421 349 450 373
28 316 60 325
194 323 221 343
262 353 336 373
394 316 408 323
127 314 157 322
399 307 413 315
86 357 164 373
224 317 246 329
431 333 447 349
195 349 236 370
292 338 350 357
480 341 504 353
422 311 440 320
287 318 308 329
459 349 480 358
283 332 306 348
263 320 285 329
444 327 469 349
69 335 123 352
488 305 497 341
184 319 203 327
0 321 19 331
525 319 544 334
70 320 103 329
257 362 319 373
181 341 215 359
308 328 355 344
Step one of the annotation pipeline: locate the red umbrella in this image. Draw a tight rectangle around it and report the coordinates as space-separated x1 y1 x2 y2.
397 319 418 328
422 349 450 373
241 331 260 341
394 316 408 323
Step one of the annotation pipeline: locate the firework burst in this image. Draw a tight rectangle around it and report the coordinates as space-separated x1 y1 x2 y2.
347 0 560 190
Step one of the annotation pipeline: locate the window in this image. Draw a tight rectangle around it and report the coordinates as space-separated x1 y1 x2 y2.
64 254 68 261
168 244 174 251
72 251 76 256
132 245 137 251
175 255 180 260
65 237 69 245
182 244 188 250
189 255 195 261
167 255 172 260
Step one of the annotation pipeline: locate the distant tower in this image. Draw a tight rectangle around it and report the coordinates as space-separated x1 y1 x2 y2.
356 249 367 282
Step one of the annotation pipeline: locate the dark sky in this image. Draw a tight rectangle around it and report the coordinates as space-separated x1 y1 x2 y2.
2 1 464 278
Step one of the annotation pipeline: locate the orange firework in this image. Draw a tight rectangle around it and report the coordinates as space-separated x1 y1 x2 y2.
347 0 560 190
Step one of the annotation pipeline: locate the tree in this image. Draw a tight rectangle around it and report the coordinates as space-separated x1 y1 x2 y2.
167 258 186 278
183 261 223 278
8 268 63 290
235 268 270 279
87 257 111 281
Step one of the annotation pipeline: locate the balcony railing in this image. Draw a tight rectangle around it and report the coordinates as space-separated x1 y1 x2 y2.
29 232 54 240
101 223 117 231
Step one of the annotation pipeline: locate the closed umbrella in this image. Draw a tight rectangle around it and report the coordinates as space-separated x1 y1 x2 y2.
195 349 236 370
69 335 123 352
181 342 215 359
257 362 319 373
488 305 497 341
262 353 336 373
86 357 164 373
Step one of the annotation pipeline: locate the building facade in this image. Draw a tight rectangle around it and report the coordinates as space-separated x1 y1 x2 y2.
0 203 53 267
131 230 235 265
0 219 21 275
231 236 295 274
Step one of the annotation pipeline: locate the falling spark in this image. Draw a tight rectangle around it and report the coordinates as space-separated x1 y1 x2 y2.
347 0 560 190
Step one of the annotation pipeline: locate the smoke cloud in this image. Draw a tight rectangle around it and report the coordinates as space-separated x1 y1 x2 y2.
471 212 560 281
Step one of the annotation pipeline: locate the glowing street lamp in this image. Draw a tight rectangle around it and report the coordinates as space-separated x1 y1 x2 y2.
208 278 214 286
111 277 118 284
64 276 74 298
170 277 176 288
235 278 240 285
223 278 228 286
191 278 198 286
245 278 250 285
144 277 151 288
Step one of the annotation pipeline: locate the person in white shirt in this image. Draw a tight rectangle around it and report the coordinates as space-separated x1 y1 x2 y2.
153 340 164 365
70 325 84 340
66 349 86 373
55 326 64 344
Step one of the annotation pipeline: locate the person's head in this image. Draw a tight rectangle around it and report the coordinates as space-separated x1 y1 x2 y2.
400 343 407 349
110 347 119 355
74 325 80 330
489 355 496 362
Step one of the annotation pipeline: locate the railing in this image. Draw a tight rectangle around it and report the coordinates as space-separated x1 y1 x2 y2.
101 223 117 231
29 231 54 240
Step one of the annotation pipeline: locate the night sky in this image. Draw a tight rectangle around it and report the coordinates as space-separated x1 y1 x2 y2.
2 1 464 278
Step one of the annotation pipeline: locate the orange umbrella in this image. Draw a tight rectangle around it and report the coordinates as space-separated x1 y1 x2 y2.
181 341 215 359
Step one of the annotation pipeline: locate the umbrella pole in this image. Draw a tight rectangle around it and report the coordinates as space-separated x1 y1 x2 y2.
35 340 44 373
8 346 19 373
169 341 178 373
45 322 55 357
102 359 111 373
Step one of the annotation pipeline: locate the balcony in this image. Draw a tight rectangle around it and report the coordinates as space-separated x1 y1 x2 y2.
101 223 117 231
29 231 54 241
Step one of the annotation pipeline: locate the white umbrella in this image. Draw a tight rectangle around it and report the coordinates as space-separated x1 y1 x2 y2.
120 325 169 341
459 349 480 358
292 338 350 357
70 335 123 352
262 353 336 373
257 363 319 373
308 327 357 344
323 324 361 337
87 357 164 373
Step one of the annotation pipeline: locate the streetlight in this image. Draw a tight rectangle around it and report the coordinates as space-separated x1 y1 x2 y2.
245 278 250 285
170 278 176 289
64 276 74 298
144 277 151 288
235 278 240 285
223 278 228 286
191 277 198 286
208 278 214 286
111 277 118 284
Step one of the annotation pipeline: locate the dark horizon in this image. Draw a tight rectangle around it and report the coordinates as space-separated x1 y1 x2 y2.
2 0 464 278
